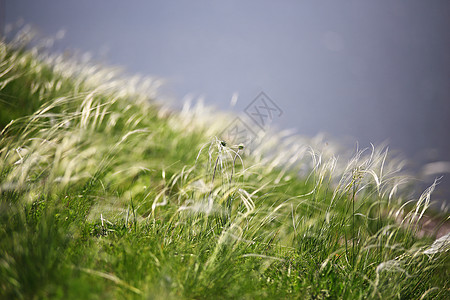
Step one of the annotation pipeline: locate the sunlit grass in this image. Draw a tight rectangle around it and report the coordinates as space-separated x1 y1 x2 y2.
0 30 449 299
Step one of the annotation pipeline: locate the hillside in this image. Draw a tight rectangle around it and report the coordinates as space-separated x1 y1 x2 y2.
0 38 449 299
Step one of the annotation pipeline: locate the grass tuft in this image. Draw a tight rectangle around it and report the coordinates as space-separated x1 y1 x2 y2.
0 32 449 299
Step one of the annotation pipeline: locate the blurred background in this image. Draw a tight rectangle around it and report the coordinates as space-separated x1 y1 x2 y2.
2 0 450 207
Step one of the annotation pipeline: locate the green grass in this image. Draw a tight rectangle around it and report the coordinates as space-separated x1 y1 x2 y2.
0 35 449 299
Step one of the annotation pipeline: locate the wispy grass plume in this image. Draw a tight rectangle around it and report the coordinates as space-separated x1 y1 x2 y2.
0 30 448 299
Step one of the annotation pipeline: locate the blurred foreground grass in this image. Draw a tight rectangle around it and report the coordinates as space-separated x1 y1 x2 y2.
0 35 449 299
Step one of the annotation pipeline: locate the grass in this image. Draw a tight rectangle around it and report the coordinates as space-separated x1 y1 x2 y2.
0 31 449 299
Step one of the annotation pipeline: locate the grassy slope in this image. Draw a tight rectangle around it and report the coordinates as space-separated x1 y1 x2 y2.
0 39 449 299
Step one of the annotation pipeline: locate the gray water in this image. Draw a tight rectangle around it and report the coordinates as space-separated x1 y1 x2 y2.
3 0 450 208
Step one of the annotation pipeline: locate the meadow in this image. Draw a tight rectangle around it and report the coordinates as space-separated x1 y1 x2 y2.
0 33 449 299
